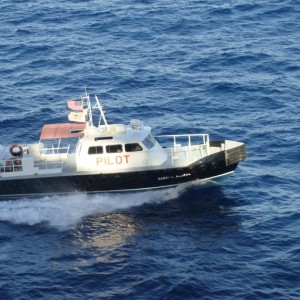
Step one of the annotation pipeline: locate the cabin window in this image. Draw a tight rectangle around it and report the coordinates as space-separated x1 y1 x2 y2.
142 135 156 149
88 146 103 155
106 144 123 153
125 143 143 152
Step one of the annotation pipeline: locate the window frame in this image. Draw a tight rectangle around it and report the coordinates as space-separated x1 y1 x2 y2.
125 143 143 152
142 135 156 149
88 146 104 155
106 144 123 153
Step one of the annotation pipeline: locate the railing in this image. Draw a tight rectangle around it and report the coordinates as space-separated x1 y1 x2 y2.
0 158 63 174
0 158 23 173
155 133 210 163
0 146 66 175
34 160 64 171
39 144 70 160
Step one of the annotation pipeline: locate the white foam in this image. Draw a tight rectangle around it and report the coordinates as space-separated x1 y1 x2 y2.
0 185 187 230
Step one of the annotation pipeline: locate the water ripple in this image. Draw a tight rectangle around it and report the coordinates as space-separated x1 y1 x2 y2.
1 0 300 299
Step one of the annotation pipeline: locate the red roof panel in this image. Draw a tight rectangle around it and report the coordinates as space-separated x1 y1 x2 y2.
40 123 86 140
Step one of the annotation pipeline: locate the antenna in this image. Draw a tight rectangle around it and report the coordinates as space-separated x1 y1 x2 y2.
95 95 109 130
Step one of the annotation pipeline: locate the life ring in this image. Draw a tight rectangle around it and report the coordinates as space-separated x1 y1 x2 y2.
10 144 23 157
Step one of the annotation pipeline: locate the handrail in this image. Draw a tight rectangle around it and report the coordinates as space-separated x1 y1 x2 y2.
0 158 23 173
155 133 210 152
155 133 210 163
0 157 63 174
39 145 70 156
34 160 64 170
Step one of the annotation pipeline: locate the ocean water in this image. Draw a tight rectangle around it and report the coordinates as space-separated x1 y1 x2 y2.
0 0 300 299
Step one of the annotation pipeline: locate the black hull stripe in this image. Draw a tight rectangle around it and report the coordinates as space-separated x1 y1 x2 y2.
0 153 240 200
0 171 234 200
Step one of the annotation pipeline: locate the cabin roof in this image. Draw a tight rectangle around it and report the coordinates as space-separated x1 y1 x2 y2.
81 125 151 143
40 123 86 140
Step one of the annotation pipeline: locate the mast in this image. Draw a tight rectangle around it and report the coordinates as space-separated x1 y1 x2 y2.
95 95 109 130
83 89 93 127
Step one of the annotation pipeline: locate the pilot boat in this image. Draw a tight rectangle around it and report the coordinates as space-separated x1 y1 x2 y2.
0 91 246 199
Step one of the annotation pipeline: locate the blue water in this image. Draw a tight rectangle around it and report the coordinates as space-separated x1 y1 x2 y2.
0 0 300 299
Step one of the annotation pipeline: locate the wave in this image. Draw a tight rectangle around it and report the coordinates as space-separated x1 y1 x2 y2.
0 186 186 230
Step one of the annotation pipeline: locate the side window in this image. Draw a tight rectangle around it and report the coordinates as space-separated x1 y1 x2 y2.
106 144 123 153
142 135 156 149
125 143 143 152
88 146 103 155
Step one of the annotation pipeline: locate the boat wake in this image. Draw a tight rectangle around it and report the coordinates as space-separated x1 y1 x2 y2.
0 185 187 230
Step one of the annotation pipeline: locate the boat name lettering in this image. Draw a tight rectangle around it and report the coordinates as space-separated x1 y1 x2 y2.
158 173 191 181
96 155 130 166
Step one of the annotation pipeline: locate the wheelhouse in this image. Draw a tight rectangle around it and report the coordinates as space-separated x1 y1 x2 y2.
75 121 167 172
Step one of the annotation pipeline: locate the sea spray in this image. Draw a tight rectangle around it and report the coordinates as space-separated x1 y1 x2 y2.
0 185 187 230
